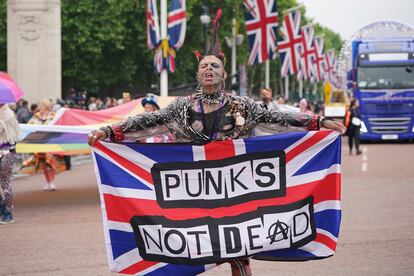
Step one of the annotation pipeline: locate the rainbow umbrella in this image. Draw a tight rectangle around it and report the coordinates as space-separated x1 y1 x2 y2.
0 72 24 103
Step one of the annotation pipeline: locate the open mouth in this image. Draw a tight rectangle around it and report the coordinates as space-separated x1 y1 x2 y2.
205 73 213 80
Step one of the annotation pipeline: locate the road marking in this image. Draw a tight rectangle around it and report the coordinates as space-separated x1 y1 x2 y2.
362 154 367 162
361 162 368 172
363 147 368 154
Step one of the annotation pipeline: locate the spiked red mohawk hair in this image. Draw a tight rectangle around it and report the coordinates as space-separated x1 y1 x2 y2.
195 8 226 65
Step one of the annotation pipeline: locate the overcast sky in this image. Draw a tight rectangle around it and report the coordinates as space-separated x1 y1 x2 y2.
299 0 414 40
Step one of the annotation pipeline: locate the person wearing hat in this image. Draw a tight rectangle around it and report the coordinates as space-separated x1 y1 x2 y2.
141 93 160 112
88 9 345 276
140 94 173 143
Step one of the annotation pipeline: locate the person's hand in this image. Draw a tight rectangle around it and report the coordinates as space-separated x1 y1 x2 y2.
322 119 347 134
88 130 106 146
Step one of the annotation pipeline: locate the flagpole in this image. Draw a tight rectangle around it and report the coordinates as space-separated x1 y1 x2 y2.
265 60 270 88
285 75 289 101
299 79 303 99
160 0 168 97
282 4 303 15
231 17 237 91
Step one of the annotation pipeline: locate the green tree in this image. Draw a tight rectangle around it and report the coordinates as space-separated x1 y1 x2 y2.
0 0 344 99
0 0 6 71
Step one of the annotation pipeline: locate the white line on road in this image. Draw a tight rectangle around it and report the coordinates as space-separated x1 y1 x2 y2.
361 162 368 172
363 147 368 154
362 154 367 162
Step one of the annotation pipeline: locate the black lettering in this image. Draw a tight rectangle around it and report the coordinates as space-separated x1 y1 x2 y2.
247 224 263 251
293 212 309 237
143 228 162 251
255 162 276 187
205 170 223 195
223 227 242 254
165 174 180 198
230 166 248 192
164 230 186 255
187 230 207 255
184 172 203 197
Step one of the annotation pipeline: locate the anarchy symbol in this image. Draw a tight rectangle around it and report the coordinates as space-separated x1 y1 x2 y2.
267 220 289 244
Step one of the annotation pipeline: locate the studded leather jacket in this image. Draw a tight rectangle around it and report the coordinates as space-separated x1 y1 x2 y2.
105 91 319 143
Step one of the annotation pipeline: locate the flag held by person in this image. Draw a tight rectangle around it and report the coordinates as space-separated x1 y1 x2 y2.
92 130 342 275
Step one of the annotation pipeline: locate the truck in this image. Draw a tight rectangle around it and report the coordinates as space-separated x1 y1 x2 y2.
345 22 414 141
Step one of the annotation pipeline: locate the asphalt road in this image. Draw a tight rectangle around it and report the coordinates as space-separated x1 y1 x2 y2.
1 140 413 275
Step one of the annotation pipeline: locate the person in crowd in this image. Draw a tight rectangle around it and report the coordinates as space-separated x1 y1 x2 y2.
88 97 98 111
0 103 20 224
122 92 132 104
346 98 362 155
299 98 313 115
23 99 66 191
16 99 32 123
140 94 174 143
257 88 279 110
88 11 345 276
96 98 104 110
276 95 286 105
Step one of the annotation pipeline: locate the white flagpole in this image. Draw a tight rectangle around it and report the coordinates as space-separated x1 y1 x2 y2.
160 0 168 96
265 59 270 88
231 17 237 91
299 79 303 99
284 75 289 101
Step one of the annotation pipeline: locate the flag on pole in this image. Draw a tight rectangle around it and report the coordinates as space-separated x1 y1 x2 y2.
297 25 316 81
277 9 302 77
147 0 187 73
92 131 342 275
243 0 279 65
146 0 160 49
313 36 325 82
324 49 337 83
168 0 187 49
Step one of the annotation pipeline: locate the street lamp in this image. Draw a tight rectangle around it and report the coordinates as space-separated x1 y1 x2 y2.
200 4 210 50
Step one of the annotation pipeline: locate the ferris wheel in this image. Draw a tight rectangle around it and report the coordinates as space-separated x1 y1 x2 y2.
337 21 414 89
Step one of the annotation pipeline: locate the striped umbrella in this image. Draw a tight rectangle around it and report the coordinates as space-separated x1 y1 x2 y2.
0 72 24 103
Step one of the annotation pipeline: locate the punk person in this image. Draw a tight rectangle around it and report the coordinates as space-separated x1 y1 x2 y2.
88 10 345 276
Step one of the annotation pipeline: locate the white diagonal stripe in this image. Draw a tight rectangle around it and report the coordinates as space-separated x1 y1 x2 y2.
101 141 155 173
317 228 339 243
299 241 334 257
314 200 341 213
286 131 339 176
100 184 156 200
93 148 154 190
287 164 341 187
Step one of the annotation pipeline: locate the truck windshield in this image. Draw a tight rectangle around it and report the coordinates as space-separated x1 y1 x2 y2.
357 65 414 90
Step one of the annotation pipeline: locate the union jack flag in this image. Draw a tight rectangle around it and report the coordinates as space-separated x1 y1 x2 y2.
146 0 160 50
92 131 342 275
277 9 302 77
147 0 187 73
168 0 186 49
313 36 326 82
244 0 279 65
324 49 337 83
297 25 316 81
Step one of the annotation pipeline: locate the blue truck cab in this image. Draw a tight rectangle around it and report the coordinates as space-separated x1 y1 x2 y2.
348 38 414 141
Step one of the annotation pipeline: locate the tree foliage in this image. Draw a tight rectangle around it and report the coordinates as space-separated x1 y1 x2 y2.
0 0 6 71
0 0 343 98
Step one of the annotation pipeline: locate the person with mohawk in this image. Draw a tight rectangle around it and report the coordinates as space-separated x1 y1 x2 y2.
88 9 345 276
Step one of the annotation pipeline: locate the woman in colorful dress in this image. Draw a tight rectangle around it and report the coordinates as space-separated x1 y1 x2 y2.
24 99 66 191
